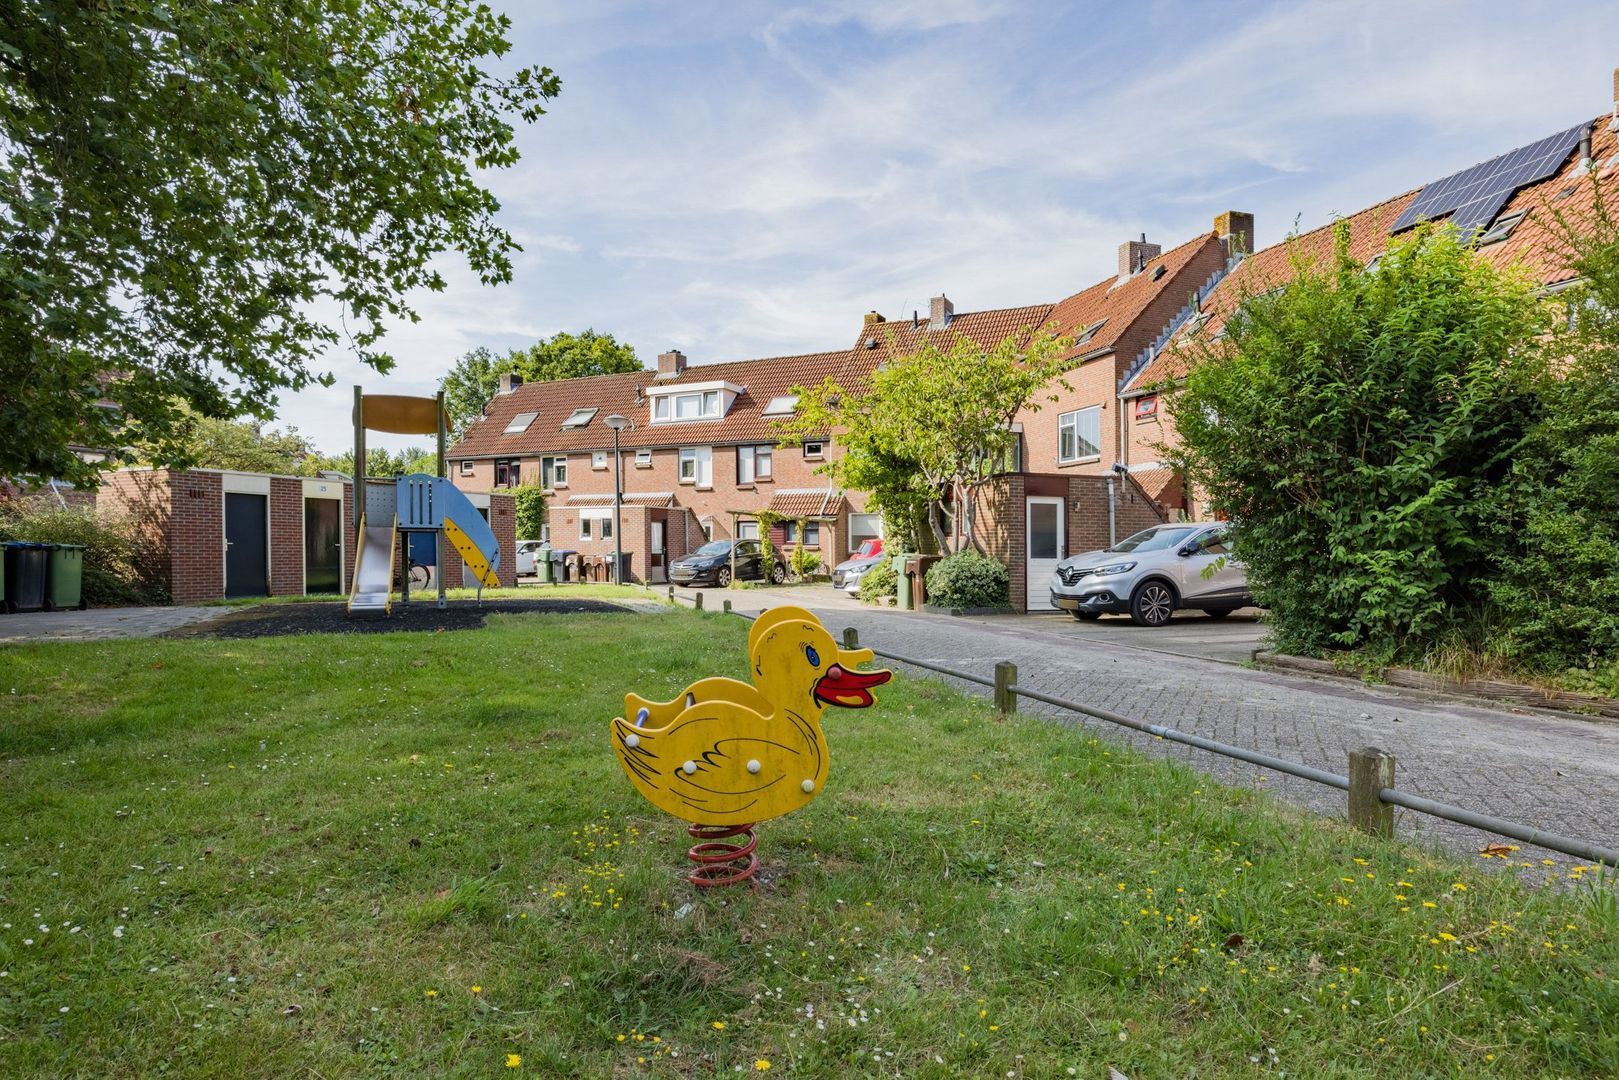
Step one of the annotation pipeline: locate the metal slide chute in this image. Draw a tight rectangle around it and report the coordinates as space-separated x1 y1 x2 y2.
436 480 501 589
348 512 398 614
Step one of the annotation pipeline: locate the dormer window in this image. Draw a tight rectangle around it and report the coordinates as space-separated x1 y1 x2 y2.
503 411 538 434
561 407 598 430
647 380 742 424
1075 319 1107 346
762 394 799 417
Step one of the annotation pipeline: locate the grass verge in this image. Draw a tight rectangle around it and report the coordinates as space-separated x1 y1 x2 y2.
0 609 1614 1077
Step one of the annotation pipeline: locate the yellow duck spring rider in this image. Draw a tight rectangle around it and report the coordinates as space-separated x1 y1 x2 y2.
609 605 891 887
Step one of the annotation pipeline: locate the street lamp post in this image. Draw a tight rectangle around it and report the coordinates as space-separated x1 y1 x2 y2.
605 414 629 585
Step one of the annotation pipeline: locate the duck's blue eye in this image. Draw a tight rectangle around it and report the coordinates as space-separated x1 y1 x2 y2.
805 645 820 668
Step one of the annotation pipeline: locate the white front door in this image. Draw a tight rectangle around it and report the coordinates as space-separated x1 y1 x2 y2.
650 521 666 583
1025 496 1064 611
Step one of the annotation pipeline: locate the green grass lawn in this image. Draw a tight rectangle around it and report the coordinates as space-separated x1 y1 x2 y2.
0 608 1614 1077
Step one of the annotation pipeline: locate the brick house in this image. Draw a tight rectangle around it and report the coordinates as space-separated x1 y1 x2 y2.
99 467 516 603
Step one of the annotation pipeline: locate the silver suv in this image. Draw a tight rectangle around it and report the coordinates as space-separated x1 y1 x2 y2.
1050 523 1250 627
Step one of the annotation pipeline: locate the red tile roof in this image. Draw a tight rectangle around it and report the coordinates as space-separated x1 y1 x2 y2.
849 304 1056 366
1124 113 1619 395
764 488 846 518
1041 232 1226 361
450 348 862 458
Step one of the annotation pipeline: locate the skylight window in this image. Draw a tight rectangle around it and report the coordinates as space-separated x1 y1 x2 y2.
561 407 598 430
1476 209 1529 247
1075 319 1107 346
762 394 799 417
503 411 538 434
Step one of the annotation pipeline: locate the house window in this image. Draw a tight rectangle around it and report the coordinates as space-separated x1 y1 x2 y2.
678 447 712 486
1477 209 1528 247
737 444 773 483
634 448 653 468
503 411 538 434
458 460 474 476
848 513 882 552
788 521 820 547
579 516 592 540
652 389 726 423
1058 407 1101 463
541 456 568 489
701 517 715 541
762 395 798 417
561 407 598 430
495 458 521 488
737 520 759 540
803 440 824 460
1134 395 1159 422
592 450 608 470
580 511 613 541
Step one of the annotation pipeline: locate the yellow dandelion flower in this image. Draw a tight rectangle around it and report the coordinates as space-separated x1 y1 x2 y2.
471 985 482 994
424 988 438 998
755 1060 772 1071
506 1053 522 1068
712 1021 726 1031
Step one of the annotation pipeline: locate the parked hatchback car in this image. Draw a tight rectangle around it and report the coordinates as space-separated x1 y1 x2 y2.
669 539 786 587
831 538 885 594
1049 523 1250 627
514 540 545 577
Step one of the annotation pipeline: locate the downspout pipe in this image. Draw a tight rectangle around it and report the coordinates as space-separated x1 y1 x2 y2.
1105 476 1117 546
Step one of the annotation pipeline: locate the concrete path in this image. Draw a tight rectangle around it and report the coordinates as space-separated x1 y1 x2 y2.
678 583 1619 881
0 605 226 644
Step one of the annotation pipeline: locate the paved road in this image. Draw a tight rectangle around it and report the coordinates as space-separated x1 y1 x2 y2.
0 605 225 643
683 584 1619 881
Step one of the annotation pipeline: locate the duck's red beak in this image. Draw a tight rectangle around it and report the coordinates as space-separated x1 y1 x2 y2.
812 662 892 708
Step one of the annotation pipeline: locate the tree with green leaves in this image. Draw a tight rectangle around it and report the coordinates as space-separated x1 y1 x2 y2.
1167 223 1549 660
781 329 1071 553
146 412 321 477
313 446 437 479
440 331 641 436
2 1 559 486
1488 182 1619 674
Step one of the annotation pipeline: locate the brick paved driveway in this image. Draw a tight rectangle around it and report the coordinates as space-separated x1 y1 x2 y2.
0 605 225 644
704 587 1619 881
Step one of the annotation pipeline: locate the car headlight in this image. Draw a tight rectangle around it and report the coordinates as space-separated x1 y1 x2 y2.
1092 561 1137 576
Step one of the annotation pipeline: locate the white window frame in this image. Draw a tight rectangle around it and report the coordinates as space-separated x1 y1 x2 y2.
634 448 653 468
541 455 568 489
737 520 759 540
803 440 824 460
561 407 598 430
579 508 614 541
592 450 608 470
678 447 712 487
579 516 592 540
1057 407 1101 464
503 411 538 434
762 394 798 417
459 460 474 476
738 444 773 483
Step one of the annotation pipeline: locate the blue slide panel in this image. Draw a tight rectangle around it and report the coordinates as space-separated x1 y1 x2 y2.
427 476 500 576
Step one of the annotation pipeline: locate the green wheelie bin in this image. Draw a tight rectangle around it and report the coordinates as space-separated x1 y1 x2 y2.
45 543 87 611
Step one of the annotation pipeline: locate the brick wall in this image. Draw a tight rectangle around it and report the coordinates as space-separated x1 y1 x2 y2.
972 473 1167 612
169 471 224 603
269 477 304 596
488 492 517 588
100 469 175 596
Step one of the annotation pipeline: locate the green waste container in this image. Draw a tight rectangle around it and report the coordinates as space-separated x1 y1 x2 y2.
4 542 49 613
45 544 86 611
536 546 553 584
893 552 912 610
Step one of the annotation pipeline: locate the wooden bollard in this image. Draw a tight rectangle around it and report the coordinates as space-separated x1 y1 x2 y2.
667 586 675 603
842 627 859 649
1348 747 1396 839
693 591 704 611
723 599 732 614
994 661 1017 715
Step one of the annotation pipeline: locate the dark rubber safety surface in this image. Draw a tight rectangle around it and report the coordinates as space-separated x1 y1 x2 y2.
170 599 630 639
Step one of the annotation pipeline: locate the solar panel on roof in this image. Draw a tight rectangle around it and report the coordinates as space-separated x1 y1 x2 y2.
1391 121 1589 239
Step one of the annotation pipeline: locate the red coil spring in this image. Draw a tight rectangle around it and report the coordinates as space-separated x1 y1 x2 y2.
686 822 759 889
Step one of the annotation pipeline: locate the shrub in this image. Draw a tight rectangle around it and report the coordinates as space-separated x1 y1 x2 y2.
1168 223 1548 660
788 546 822 580
0 499 166 606
512 482 546 541
857 558 898 604
924 550 1010 610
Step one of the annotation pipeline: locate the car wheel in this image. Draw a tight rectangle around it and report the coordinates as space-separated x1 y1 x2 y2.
1129 581 1176 627
1072 610 1102 621
716 566 732 587
770 563 786 585
1202 607 1237 619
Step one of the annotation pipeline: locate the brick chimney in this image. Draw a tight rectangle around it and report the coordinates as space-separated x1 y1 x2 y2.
1610 66 1619 132
863 310 885 325
1117 234 1162 279
928 294 953 329
1214 211 1255 258
656 349 687 378
498 371 524 394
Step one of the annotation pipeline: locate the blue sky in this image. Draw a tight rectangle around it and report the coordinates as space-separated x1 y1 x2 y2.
288 0 1619 453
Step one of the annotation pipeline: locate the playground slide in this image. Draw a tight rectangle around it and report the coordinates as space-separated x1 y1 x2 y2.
348 513 398 614
433 479 501 589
